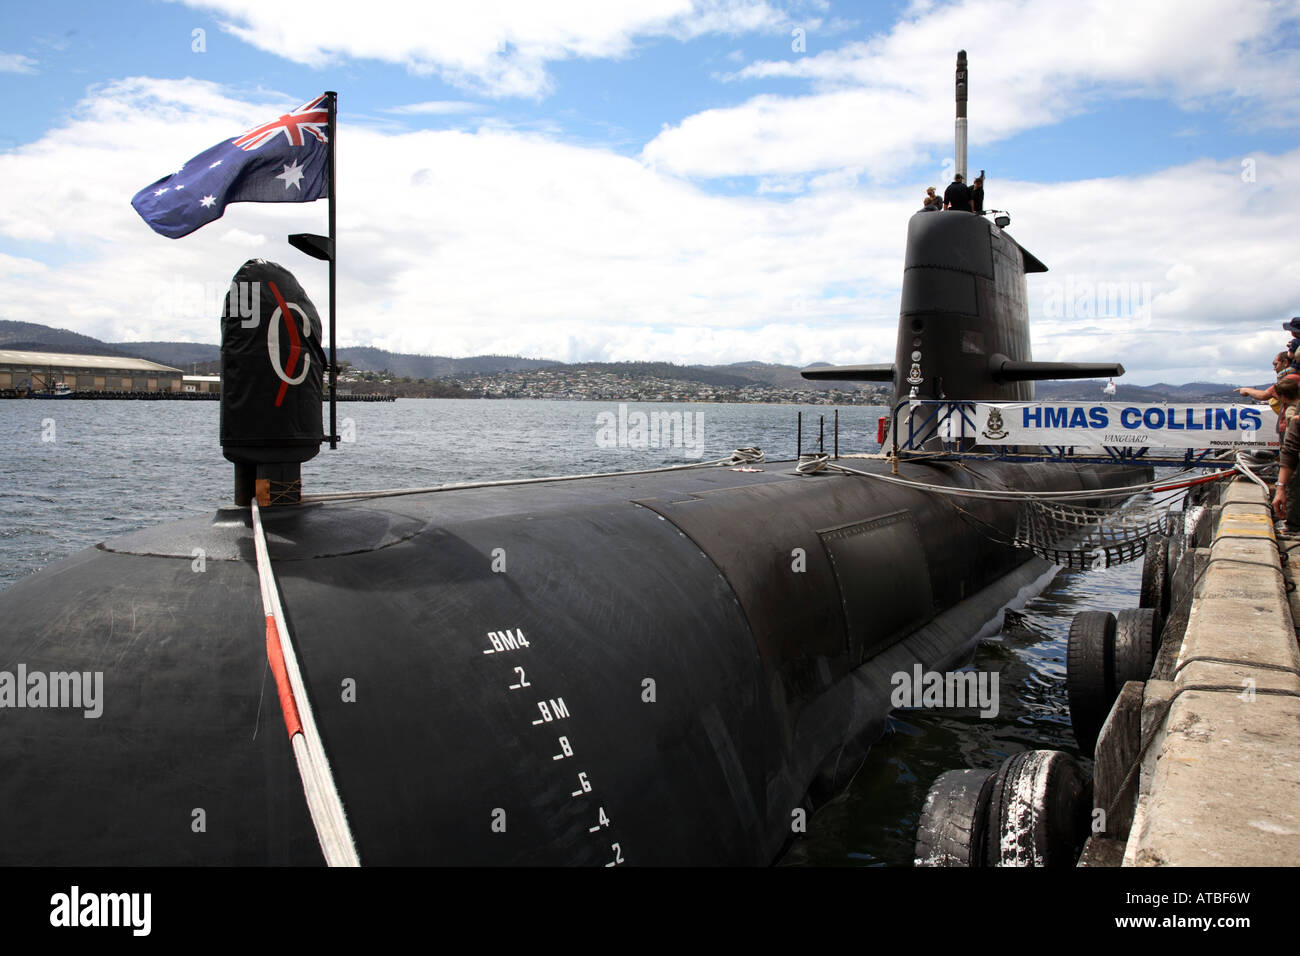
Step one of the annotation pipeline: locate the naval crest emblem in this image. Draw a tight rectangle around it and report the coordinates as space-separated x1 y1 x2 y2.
982 406 1008 440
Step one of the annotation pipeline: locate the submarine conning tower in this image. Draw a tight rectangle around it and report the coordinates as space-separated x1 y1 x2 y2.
802 50 1122 405
801 208 1123 406
894 209 1045 407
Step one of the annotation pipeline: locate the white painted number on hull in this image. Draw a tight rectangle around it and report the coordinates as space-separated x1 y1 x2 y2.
530 697 570 726
482 629 530 654
479 627 621 867
570 771 592 797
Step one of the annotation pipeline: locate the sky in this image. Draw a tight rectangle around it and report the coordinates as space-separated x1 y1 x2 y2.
1 0 1299 386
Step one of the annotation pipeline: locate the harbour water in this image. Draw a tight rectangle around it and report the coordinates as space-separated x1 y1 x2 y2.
0 397 1143 865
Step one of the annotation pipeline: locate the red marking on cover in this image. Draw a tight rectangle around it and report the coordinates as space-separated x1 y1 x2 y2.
265 615 303 738
268 280 301 408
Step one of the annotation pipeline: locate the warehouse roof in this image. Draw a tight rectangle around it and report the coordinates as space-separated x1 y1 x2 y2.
0 349 182 374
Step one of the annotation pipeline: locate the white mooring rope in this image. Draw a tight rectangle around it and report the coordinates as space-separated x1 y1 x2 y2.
1232 452 1271 496
251 498 361 867
302 447 768 504
804 458 1202 502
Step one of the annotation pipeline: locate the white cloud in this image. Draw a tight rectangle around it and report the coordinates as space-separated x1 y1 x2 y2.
169 0 794 98
0 252 50 277
0 77 1297 385
219 228 267 247
380 101 483 115
1008 154 1300 383
644 0 1300 178
0 52 38 74
0 79 902 361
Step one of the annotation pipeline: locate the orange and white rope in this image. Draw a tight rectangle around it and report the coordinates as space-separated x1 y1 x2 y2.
252 498 360 867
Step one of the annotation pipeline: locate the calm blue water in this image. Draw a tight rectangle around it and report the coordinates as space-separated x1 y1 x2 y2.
0 397 1143 865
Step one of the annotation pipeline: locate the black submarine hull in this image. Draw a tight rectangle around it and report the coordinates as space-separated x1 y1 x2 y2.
0 454 1143 865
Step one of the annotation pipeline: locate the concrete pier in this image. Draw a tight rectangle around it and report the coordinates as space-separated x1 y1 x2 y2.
1121 478 1300 866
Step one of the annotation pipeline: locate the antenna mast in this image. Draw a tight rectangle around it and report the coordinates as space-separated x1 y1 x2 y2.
955 50 968 182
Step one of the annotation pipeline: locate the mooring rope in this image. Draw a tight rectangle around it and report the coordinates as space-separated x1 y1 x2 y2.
251 498 361 867
799 457 1213 502
1232 452 1272 496
302 447 767 504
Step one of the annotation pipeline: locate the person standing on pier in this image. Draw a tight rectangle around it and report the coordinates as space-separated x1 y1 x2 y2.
1276 350 1292 382
1284 317 1300 370
1236 353 1300 438
1273 406 1300 531
1272 377 1300 440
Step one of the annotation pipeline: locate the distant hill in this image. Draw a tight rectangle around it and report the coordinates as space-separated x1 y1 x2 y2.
1149 381 1245 402
721 361 830 390
335 348 560 380
117 341 221 369
117 343 564 380
4 323 561 378
562 361 764 389
0 320 1248 400
0 320 124 353
1034 380 1239 403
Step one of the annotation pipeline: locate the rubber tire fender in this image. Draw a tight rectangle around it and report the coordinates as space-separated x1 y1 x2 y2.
1166 521 1186 587
914 768 996 867
985 750 1089 867
1114 606 1161 684
1066 610 1116 758
1140 535 1170 619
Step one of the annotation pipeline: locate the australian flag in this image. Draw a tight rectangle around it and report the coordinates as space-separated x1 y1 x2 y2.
131 94 330 239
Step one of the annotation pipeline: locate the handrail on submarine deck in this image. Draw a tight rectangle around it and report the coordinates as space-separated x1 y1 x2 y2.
886 400 1246 471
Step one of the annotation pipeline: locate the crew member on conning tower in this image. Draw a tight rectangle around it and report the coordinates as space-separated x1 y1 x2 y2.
944 173 973 212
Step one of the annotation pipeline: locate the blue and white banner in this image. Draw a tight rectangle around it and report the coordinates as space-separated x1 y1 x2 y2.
967 403 1273 449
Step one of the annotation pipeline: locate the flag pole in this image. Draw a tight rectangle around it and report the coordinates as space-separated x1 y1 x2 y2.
326 90 338 450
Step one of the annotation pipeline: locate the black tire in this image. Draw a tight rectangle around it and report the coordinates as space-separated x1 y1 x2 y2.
1166 520 1186 585
985 750 1089 867
914 768 996 867
1114 607 1161 683
1067 611 1116 757
1188 504 1214 548
1140 535 1170 619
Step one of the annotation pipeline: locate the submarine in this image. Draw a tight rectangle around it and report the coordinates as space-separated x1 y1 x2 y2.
0 55 1147 867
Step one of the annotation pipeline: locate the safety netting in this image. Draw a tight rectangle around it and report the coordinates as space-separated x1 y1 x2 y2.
1013 499 1173 569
